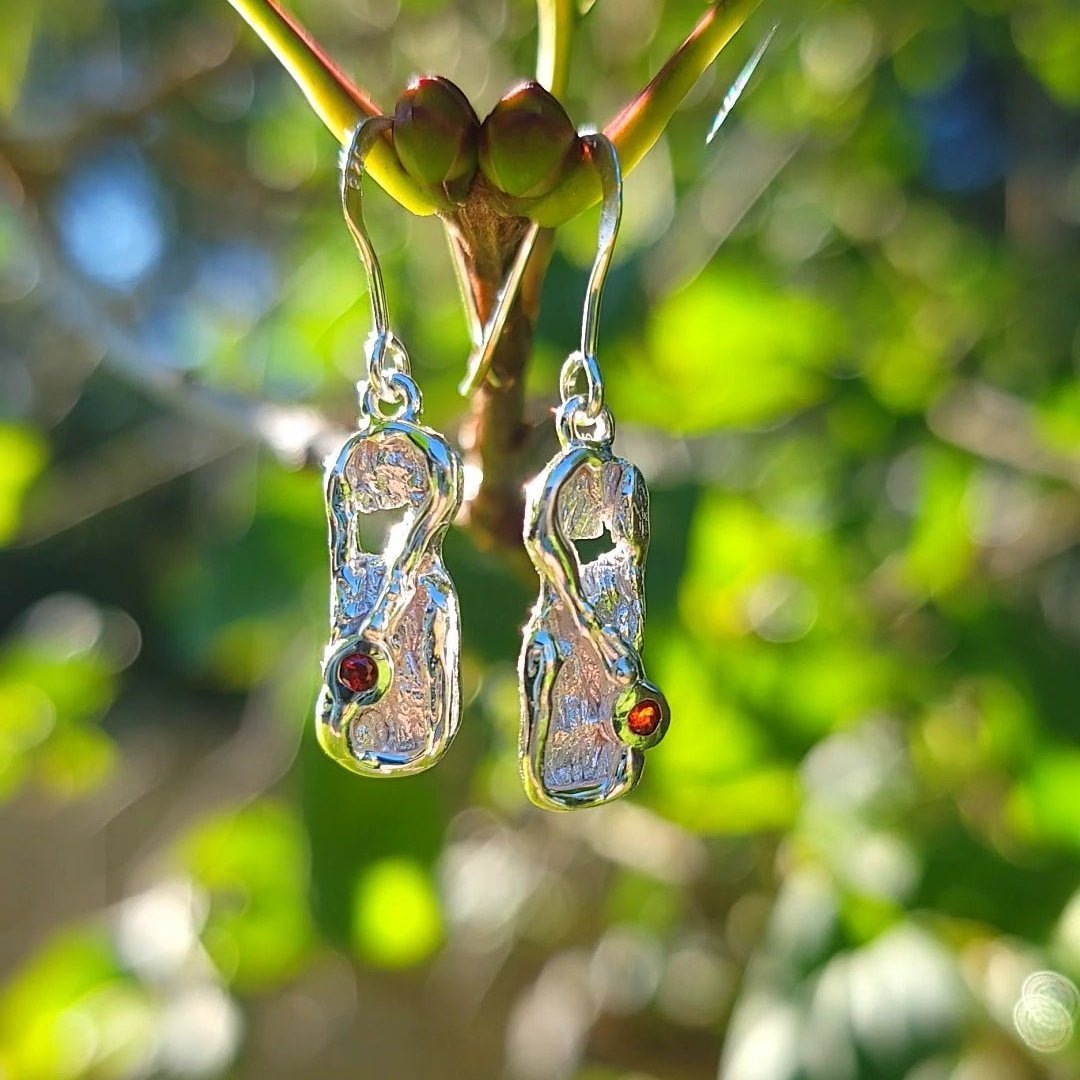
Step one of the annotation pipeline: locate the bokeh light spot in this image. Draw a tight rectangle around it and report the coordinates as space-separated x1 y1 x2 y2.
351 858 443 968
1013 971 1078 1052
56 142 165 291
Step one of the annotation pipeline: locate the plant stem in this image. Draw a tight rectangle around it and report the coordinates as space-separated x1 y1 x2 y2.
536 0 574 98
225 0 437 214
443 184 554 550
530 0 763 225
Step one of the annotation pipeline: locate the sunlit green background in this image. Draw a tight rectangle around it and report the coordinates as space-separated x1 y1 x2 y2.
1 0 1079 1077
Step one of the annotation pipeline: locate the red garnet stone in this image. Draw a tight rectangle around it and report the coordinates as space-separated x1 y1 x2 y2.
338 652 379 693
627 698 662 737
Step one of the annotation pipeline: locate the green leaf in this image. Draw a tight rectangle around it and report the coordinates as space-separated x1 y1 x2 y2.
0 928 153 1080
904 447 975 597
350 858 443 968
33 724 116 797
0 423 47 546
610 268 843 432
180 800 314 991
0 2 34 114
1012 749 1080 853
0 628 119 802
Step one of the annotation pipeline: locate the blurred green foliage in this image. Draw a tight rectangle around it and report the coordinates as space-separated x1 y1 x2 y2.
0 0 1078 1078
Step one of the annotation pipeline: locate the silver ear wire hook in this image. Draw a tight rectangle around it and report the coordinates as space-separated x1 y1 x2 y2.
458 131 624 398
577 132 622 361
341 116 420 420
341 116 395 346
554 132 623 446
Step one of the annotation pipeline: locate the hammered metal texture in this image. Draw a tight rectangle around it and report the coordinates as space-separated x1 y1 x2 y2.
316 420 462 776
519 442 664 810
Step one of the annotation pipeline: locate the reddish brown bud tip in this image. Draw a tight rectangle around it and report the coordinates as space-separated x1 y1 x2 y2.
478 81 583 200
392 75 480 204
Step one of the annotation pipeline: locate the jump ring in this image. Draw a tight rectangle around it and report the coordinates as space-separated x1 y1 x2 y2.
556 395 614 447
360 370 422 423
559 350 604 420
365 330 413 398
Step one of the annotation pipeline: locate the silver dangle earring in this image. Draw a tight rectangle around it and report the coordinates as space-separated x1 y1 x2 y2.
518 134 669 811
316 117 464 776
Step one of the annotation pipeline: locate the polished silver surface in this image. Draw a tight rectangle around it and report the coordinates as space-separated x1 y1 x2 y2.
518 133 668 811
317 415 463 775
518 442 668 809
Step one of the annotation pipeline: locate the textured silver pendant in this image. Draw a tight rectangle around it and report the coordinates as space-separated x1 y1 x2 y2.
316 415 463 776
519 438 669 810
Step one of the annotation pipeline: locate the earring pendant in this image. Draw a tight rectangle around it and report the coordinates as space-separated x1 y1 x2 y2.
519 419 668 810
316 117 464 776
317 387 463 776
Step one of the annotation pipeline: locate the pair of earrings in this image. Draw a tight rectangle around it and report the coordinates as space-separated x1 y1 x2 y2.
315 117 669 811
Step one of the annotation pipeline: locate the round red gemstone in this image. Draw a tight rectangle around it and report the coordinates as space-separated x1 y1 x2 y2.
338 652 379 693
627 698 662 737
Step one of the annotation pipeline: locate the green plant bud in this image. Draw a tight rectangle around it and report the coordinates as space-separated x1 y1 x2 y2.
392 75 480 203
478 81 582 200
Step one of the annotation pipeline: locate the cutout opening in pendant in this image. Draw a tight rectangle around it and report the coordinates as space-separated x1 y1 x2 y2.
573 525 617 568
357 505 411 556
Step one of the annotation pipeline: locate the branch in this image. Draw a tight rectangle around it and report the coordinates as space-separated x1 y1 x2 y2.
21 212 345 471
224 0 438 215
18 197 528 556
18 416 242 544
444 194 554 553
929 381 1080 489
530 0 763 226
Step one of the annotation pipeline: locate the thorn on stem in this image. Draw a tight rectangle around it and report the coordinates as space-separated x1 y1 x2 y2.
706 22 778 145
